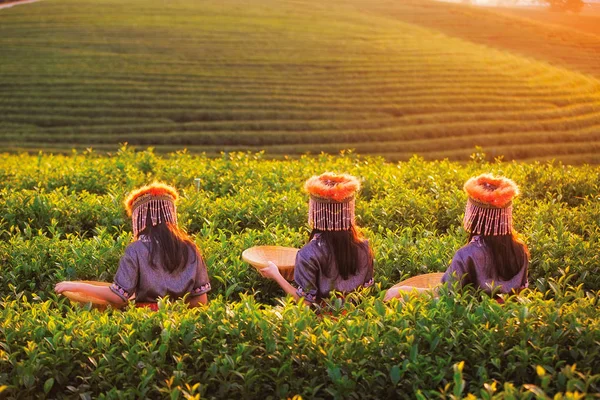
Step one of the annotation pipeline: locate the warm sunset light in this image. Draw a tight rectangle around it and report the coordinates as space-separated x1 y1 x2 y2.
0 0 599 398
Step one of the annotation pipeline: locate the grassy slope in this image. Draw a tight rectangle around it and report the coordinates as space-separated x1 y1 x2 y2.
499 4 600 37
0 0 599 161
355 0 600 78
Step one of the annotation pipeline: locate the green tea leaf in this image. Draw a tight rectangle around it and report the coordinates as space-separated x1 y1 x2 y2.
43 378 54 394
390 365 401 386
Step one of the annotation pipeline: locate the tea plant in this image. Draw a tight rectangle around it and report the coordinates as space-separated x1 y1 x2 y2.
0 150 599 398
1 283 599 398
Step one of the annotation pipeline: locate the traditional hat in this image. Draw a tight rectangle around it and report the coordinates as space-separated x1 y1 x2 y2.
463 174 519 236
305 172 360 231
124 182 178 238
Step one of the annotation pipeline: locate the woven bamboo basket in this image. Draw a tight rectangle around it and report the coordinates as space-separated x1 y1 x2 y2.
242 246 299 281
391 272 444 289
62 280 112 308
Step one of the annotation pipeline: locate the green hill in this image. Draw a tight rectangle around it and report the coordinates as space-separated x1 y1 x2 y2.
1 0 600 162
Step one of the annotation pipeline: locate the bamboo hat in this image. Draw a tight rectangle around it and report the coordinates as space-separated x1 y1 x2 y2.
463 174 519 236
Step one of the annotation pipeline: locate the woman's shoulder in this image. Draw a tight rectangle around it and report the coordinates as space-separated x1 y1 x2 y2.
185 242 202 264
299 235 323 253
455 236 487 258
301 233 370 249
358 238 371 250
297 235 329 262
124 237 151 255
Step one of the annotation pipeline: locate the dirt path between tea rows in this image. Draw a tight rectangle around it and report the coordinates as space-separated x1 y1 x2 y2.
0 0 41 10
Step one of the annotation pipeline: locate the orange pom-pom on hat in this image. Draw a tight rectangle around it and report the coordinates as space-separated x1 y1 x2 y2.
463 174 519 236
464 174 519 209
305 172 360 202
305 172 360 231
124 182 179 238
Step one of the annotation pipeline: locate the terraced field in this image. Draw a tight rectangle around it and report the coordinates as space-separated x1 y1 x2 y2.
1 0 600 162
499 4 600 38
359 0 600 78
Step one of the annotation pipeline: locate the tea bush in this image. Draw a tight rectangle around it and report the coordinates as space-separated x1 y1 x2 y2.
0 149 599 398
1 285 599 399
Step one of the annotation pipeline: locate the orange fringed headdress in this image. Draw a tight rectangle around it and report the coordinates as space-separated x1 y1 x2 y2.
463 174 519 236
124 183 179 238
305 172 360 231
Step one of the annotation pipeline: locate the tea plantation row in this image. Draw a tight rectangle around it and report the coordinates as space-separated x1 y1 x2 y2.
0 149 599 398
1 0 600 162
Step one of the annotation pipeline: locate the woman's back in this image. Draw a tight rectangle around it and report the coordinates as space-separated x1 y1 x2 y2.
294 235 373 303
260 172 373 305
55 182 211 308
442 235 528 295
111 236 211 303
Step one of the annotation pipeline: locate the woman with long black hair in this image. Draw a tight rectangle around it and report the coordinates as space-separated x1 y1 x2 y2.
55 183 211 309
260 173 374 305
385 174 529 301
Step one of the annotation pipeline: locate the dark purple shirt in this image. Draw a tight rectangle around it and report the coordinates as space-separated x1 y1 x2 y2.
442 235 528 295
110 236 211 303
294 235 374 303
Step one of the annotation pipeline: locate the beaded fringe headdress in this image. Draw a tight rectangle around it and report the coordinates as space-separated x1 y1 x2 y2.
463 174 519 236
305 172 360 231
124 183 179 238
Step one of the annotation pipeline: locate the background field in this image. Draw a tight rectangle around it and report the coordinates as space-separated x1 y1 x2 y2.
1 0 600 162
0 151 599 398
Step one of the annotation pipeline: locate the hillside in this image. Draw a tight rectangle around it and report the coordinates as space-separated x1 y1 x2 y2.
499 5 600 38
356 0 600 78
0 0 600 162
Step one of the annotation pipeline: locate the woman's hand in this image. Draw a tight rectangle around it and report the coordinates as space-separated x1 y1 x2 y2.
259 261 282 281
384 285 436 301
260 261 301 302
187 293 208 308
384 286 401 301
384 285 413 302
55 281 81 294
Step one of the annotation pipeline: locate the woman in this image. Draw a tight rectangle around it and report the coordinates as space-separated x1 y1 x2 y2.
260 172 374 305
55 182 211 309
385 174 528 301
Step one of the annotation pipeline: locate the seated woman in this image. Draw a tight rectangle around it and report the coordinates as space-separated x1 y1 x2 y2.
55 183 211 309
260 172 374 305
385 174 529 301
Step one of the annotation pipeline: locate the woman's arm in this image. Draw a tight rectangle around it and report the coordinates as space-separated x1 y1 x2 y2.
187 293 208 308
259 261 305 303
55 282 127 307
384 285 438 301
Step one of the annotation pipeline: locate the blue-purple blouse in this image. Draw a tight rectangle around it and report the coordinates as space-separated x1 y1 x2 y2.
442 235 528 295
110 236 211 303
294 235 374 303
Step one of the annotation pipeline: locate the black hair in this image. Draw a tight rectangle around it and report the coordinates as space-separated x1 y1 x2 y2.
309 226 369 280
467 214 529 281
139 208 198 273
